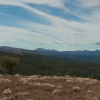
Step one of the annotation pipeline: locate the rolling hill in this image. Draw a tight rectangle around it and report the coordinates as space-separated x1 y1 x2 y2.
0 46 100 80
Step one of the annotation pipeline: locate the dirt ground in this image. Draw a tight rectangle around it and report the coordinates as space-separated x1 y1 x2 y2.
0 74 100 100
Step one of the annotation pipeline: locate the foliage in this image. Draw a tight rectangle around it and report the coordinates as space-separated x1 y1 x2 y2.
89 74 100 80
89 74 95 79
66 70 73 76
0 50 100 80
55 73 62 77
0 55 20 75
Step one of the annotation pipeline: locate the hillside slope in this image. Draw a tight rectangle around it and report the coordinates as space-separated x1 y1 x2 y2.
0 75 100 100
0 50 100 79
1 46 100 60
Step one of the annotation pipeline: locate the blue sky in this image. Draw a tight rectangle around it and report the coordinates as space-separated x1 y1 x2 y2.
0 0 100 51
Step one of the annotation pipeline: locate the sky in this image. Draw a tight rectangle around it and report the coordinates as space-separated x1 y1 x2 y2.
0 0 100 51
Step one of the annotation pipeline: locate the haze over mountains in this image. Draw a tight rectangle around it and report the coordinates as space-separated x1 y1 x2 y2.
0 46 100 60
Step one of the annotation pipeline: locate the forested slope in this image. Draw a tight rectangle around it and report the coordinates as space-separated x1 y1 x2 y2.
0 50 100 79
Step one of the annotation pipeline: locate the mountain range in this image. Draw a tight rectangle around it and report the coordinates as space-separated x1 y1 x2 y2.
0 46 100 60
0 46 100 79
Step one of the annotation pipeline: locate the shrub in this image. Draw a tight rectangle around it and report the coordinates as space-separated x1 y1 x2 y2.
89 74 100 80
66 70 73 76
55 73 62 77
0 56 20 75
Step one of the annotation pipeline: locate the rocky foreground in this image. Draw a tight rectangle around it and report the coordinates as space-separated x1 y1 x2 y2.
0 74 100 100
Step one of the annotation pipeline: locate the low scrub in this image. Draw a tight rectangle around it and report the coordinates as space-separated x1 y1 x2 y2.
0 75 100 100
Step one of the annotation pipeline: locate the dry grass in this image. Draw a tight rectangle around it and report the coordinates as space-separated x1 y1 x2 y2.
0 74 100 100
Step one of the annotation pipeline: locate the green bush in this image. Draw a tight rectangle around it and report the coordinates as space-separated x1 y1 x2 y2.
0 56 20 75
55 73 62 77
89 74 100 80
66 70 73 76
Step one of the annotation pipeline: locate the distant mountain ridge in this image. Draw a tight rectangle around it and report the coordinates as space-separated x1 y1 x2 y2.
0 46 100 60
34 48 100 60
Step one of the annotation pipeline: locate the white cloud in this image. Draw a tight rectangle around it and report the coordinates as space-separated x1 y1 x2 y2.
0 25 53 44
77 0 100 7
95 41 100 45
0 0 65 8
18 0 65 8
1 11 100 46
13 16 100 45
63 0 100 22
0 0 100 50
0 0 96 22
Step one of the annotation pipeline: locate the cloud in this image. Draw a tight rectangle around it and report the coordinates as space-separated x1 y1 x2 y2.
16 19 100 47
95 41 100 45
0 0 65 9
77 0 100 7
62 0 100 22
0 0 99 23
0 25 53 44
1 12 100 46
0 0 89 22
0 0 65 24
0 0 100 50
19 0 65 8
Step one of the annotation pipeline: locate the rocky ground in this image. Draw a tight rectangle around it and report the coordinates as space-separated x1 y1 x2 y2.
0 74 100 100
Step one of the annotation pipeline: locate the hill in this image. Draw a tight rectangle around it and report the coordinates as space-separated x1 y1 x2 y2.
0 47 100 79
1 46 100 60
34 48 100 60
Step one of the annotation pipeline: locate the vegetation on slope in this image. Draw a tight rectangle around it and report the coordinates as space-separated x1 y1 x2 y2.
0 50 100 80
